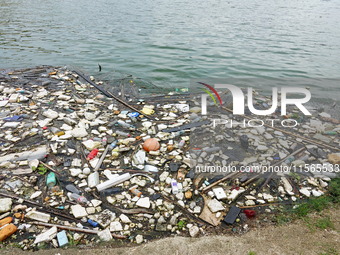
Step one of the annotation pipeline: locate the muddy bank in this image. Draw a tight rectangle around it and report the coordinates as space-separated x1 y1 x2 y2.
1 208 339 255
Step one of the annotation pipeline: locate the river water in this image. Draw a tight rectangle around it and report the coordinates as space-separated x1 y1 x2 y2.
1 0 340 99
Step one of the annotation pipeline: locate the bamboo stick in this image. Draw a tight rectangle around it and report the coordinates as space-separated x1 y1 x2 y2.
202 172 239 193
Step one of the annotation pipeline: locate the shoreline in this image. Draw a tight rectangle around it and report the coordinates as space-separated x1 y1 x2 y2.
0 66 339 252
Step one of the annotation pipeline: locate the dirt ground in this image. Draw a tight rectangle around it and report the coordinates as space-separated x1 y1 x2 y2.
1 208 339 255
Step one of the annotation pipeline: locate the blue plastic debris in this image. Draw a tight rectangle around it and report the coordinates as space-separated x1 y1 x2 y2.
87 219 99 228
128 112 139 118
3 115 25 122
57 230 68 247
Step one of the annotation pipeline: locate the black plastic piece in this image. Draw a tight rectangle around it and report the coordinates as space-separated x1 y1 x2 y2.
239 135 249 149
150 193 161 200
223 206 241 224
100 187 122 196
169 162 180 172
186 169 195 179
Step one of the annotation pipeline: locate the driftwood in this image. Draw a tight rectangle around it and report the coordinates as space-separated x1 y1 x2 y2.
73 70 152 120
259 146 307 190
202 172 239 193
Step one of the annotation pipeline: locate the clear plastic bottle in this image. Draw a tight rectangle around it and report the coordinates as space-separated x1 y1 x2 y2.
102 137 107 146
109 141 117 149
67 192 89 205
117 120 135 130
178 140 185 148
115 130 131 137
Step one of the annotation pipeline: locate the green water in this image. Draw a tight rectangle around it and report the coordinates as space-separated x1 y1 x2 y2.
1 0 340 98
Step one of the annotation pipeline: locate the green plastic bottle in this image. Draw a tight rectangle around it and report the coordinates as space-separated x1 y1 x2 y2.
46 172 56 188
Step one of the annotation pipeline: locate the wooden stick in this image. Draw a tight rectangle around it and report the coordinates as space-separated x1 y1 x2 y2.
106 90 153 120
39 161 61 176
259 146 306 190
238 203 281 209
202 172 239 193
74 70 153 120
241 175 260 187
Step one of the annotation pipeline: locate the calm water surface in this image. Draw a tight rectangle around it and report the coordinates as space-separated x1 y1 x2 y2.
1 0 340 98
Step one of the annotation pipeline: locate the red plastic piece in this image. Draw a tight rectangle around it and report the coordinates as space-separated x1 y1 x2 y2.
86 149 99 160
244 209 256 218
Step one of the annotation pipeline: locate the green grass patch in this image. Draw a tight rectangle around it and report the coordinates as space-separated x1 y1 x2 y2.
33 164 48 175
304 216 335 231
319 246 339 255
293 177 340 218
328 178 340 203
293 196 332 218
275 213 292 225
314 217 335 230
275 178 340 225
247 251 257 255
177 220 186 230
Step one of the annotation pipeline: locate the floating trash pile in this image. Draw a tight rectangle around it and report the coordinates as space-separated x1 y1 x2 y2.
0 66 339 250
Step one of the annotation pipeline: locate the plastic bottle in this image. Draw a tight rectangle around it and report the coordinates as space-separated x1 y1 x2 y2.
115 130 130 137
86 149 99 160
173 131 185 137
65 184 80 194
178 140 185 148
171 179 179 194
323 131 337 135
175 88 189 93
203 147 221 153
46 172 56 188
117 120 135 130
67 192 89 205
109 141 117 149
102 137 107 146
107 120 118 127
128 112 139 122
285 156 295 164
